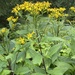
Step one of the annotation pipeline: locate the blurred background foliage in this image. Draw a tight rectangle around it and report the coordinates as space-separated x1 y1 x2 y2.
0 0 75 27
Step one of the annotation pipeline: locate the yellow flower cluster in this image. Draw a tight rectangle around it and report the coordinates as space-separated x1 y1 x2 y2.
12 1 51 15
27 31 35 39
16 31 34 45
17 37 25 45
7 16 18 22
70 7 75 12
48 7 67 18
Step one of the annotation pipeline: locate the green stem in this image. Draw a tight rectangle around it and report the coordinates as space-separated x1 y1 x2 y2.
36 30 47 74
33 15 47 74
56 25 59 37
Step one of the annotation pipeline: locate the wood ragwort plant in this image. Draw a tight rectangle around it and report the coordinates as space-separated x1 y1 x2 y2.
0 1 75 75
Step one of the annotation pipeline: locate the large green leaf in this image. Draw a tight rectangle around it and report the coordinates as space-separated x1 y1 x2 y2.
48 61 72 75
47 43 62 58
32 53 42 65
29 49 42 65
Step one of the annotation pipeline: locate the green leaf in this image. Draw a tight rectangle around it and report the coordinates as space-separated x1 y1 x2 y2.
34 66 46 74
51 51 59 63
1 70 11 75
42 36 65 42
32 53 42 65
26 52 31 58
71 55 75 59
48 61 72 75
29 49 42 65
0 55 5 61
47 43 62 58
44 58 52 70
15 66 30 74
5 53 13 60
0 60 8 72
26 14 33 23
70 38 75 55
25 59 34 70
0 45 5 54
16 51 25 63
9 40 15 52
58 56 75 64
31 73 45 75
16 30 27 35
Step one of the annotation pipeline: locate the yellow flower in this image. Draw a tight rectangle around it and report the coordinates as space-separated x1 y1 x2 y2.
59 7 66 12
17 37 25 45
7 16 18 22
70 7 75 10
20 4 25 10
70 6 75 12
1 28 7 33
27 31 35 39
7 16 13 21
48 7 66 18
12 8 18 14
12 17 18 22
11 1 51 15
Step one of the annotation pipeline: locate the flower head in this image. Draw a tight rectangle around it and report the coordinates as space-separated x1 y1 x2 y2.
70 6 75 12
27 31 35 39
1 28 7 33
17 37 25 45
7 16 18 22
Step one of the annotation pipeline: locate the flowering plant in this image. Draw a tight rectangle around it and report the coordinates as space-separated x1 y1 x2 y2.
0 1 75 75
